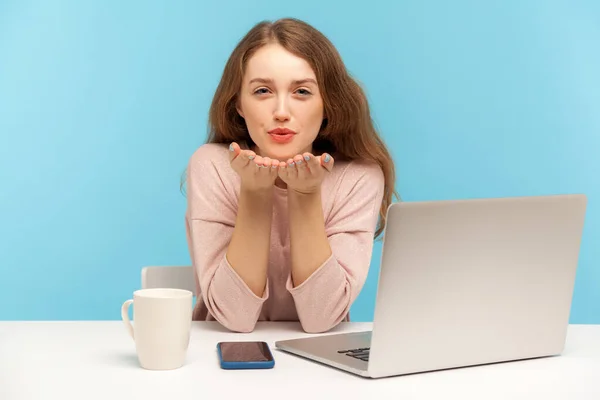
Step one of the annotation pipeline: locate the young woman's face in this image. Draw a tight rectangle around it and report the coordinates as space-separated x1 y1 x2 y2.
237 43 324 162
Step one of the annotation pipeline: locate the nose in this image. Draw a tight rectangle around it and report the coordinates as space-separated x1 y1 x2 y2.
273 96 290 122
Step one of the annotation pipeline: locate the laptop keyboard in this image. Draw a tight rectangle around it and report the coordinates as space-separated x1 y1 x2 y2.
338 347 370 361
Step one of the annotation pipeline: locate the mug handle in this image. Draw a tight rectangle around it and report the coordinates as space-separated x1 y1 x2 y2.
121 299 134 339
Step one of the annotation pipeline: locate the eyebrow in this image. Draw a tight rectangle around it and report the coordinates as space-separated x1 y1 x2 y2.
248 77 317 85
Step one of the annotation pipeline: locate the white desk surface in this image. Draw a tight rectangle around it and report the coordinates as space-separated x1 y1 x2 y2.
0 321 599 400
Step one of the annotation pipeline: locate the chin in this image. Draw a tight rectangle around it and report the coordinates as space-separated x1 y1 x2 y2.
260 144 304 161
265 151 294 162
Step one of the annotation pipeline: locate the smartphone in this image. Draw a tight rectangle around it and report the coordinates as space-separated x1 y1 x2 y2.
216 341 275 369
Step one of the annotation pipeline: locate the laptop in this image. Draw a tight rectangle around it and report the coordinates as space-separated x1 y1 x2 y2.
275 194 587 378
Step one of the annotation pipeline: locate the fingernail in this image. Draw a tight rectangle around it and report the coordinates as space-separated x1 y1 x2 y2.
324 154 331 163
288 161 295 166
229 144 234 151
295 160 303 164
304 155 310 161
272 164 278 168
248 155 255 160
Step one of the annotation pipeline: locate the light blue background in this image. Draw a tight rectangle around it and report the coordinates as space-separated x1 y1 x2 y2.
1 1 598 323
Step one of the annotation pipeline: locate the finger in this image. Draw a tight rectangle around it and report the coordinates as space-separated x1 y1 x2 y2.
285 158 297 180
228 142 242 162
256 157 272 183
261 157 272 169
253 155 265 172
302 152 319 175
230 143 253 171
245 150 256 162
320 153 334 172
269 158 280 177
237 149 255 165
276 160 287 180
294 154 307 180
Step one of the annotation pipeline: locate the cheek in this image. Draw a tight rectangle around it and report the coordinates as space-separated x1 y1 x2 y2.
240 100 264 130
300 102 324 131
247 101 269 121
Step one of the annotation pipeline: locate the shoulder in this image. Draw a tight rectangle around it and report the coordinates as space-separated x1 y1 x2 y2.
321 159 385 228
327 158 385 193
186 143 240 218
186 143 239 194
188 142 231 171
187 142 237 182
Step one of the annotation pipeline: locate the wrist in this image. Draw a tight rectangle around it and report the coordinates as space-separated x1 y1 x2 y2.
239 185 274 216
289 187 322 201
240 184 274 199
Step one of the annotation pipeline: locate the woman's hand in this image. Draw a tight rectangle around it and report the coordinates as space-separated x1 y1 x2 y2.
229 142 284 192
278 152 334 194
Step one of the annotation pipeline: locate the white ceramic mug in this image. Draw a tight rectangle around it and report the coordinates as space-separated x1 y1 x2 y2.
121 288 193 370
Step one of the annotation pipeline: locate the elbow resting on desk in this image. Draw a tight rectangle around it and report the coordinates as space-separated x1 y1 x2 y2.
221 318 259 334
296 295 351 334
204 293 262 333
198 256 269 333
298 312 348 334
289 259 356 334
202 275 267 333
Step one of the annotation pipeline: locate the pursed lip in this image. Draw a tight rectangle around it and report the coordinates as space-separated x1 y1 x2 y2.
268 127 297 135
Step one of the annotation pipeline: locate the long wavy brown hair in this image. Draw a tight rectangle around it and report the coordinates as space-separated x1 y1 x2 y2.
192 18 398 238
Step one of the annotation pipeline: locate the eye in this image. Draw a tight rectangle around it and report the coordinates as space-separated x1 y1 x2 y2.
253 87 270 95
295 88 312 96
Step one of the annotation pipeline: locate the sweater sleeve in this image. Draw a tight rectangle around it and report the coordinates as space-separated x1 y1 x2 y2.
185 145 268 333
285 162 385 333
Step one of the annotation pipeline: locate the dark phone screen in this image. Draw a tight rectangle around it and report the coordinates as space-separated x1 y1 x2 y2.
219 341 273 362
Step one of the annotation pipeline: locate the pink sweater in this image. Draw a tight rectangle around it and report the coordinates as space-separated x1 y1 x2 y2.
185 143 385 333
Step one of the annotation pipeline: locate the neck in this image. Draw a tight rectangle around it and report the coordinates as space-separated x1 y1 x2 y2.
275 177 287 189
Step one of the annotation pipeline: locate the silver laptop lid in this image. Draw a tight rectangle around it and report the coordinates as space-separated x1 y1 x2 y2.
368 194 587 378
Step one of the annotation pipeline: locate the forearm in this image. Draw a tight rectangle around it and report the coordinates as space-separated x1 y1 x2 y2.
288 188 332 286
226 187 273 297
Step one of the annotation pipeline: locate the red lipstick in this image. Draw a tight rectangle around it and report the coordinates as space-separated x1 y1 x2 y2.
268 127 296 144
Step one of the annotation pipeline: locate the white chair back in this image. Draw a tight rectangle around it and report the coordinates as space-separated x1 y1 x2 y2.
141 265 196 295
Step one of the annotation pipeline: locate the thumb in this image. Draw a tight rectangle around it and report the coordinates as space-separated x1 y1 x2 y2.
228 142 241 162
320 153 334 172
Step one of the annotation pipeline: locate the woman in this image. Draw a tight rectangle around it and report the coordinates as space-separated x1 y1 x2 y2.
185 18 397 333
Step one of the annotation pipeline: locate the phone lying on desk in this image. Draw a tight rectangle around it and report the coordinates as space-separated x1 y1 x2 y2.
216 341 275 369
